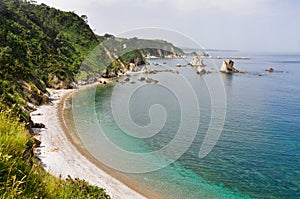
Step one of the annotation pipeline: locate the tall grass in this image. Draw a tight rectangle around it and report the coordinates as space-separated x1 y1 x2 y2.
0 112 110 198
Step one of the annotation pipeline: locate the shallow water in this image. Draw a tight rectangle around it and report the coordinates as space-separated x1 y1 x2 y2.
71 52 300 198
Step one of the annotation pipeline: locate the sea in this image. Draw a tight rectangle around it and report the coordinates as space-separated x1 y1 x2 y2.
67 51 300 199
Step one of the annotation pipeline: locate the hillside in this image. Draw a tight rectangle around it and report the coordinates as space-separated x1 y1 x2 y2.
0 0 183 120
78 34 184 80
0 1 184 197
0 0 100 120
0 1 112 197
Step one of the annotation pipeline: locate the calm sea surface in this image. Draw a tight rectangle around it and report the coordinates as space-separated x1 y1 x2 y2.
70 52 300 198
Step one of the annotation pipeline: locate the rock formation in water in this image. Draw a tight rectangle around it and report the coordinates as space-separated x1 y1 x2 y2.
220 60 239 73
265 67 275 72
197 67 206 75
190 56 206 67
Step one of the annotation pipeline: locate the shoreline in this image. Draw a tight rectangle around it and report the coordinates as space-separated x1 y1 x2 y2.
31 87 153 199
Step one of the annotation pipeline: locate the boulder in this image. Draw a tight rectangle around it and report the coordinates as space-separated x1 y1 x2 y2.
265 67 274 72
197 67 206 75
33 123 45 128
220 60 239 73
190 56 206 67
34 138 42 147
138 77 145 81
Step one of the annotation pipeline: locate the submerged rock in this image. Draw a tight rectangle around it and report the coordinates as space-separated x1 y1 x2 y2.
220 60 239 73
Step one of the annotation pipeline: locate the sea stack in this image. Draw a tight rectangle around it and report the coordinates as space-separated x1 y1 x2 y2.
190 56 206 67
220 59 239 73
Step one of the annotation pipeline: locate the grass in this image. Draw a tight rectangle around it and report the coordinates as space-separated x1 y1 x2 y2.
0 112 110 199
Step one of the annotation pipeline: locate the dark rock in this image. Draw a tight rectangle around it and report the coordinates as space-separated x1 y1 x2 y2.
266 67 275 72
33 123 45 128
34 138 42 147
138 77 145 81
31 113 43 116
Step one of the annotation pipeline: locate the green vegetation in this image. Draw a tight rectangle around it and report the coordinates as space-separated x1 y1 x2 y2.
0 0 183 117
0 0 110 197
0 112 110 198
0 0 185 197
0 0 99 121
95 36 184 77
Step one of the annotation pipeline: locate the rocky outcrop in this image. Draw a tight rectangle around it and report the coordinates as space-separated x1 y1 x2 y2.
197 67 206 75
19 81 49 106
145 77 159 84
48 75 69 89
190 56 206 67
220 60 239 73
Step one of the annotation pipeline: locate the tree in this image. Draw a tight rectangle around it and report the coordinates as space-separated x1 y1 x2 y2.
81 14 88 23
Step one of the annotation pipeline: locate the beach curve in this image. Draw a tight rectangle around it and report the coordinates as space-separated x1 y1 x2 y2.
31 88 147 199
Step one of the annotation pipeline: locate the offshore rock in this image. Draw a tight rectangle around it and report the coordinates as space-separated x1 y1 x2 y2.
197 67 206 75
220 60 239 73
265 67 275 72
190 56 206 67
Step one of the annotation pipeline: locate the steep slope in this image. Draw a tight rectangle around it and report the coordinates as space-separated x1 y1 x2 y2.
0 0 99 119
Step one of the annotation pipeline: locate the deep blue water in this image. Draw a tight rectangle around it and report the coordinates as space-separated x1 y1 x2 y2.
71 52 300 198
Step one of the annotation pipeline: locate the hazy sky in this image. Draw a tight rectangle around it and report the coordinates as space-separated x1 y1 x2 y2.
36 0 300 52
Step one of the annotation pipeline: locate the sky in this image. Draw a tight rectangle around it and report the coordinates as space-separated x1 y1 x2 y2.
35 0 300 52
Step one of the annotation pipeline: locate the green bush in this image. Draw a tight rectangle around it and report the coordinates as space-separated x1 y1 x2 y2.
0 112 110 199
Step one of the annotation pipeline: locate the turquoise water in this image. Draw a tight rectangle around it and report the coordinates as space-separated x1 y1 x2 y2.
72 52 300 198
